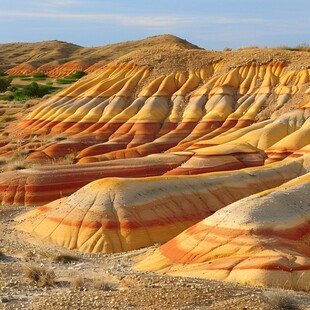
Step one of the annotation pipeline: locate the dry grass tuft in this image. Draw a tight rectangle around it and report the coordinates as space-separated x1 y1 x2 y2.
92 277 119 291
0 249 5 259
70 273 119 291
53 254 80 264
71 274 85 290
23 263 56 287
50 153 77 166
263 290 301 310
5 159 30 171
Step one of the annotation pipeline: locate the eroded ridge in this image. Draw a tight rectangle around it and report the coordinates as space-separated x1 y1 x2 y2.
136 157 310 291
16 155 310 254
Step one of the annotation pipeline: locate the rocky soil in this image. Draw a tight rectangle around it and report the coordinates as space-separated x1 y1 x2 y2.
0 206 309 310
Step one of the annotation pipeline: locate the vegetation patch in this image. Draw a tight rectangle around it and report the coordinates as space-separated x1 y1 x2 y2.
1 81 60 101
56 70 87 84
23 263 56 287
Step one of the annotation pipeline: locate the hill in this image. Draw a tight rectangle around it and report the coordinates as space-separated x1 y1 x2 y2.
0 35 201 73
0 34 309 298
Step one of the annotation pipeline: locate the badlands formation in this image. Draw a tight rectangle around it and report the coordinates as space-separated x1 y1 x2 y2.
1 35 310 291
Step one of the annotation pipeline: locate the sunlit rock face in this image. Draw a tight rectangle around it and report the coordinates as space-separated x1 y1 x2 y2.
135 157 310 291
16 155 310 258
6 63 36 76
2 44 310 290
1 54 309 206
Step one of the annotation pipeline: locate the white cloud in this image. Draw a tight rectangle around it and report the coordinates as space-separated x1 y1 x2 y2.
0 10 264 28
29 0 81 8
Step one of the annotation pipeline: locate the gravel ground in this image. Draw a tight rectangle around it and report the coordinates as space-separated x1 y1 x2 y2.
0 206 310 310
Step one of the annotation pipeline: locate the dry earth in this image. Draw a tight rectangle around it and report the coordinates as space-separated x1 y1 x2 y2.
1 35 310 309
0 35 200 71
0 206 309 310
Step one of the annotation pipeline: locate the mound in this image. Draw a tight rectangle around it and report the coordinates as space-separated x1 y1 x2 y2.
1 35 200 72
16 155 310 253
6 63 36 76
0 37 309 291
0 45 309 209
135 159 310 291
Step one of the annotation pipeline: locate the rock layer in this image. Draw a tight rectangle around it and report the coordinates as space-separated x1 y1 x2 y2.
1 42 310 291
135 159 310 291
17 155 310 254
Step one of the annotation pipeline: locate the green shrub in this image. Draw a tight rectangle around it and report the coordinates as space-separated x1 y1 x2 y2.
22 82 57 98
56 78 77 84
33 72 47 79
4 82 60 101
0 76 12 92
56 71 87 85
70 70 87 79
0 94 14 101
0 71 8 77
8 85 18 92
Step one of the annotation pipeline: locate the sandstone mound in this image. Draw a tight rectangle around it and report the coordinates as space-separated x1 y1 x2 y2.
47 59 93 78
1 37 310 291
16 155 310 254
6 63 36 76
0 46 309 207
135 160 310 291
1 35 199 72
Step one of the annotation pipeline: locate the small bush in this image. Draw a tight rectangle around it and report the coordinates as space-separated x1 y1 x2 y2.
6 161 29 171
70 70 87 79
53 254 79 264
8 82 60 101
71 274 85 290
33 72 47 79
7 85 17 92
93 278 119 291
23 263 56 287
263 290 301 310
274 43 310 52
56 78 78 84
56 71 87 85
0 76 12 92
0 94 14 101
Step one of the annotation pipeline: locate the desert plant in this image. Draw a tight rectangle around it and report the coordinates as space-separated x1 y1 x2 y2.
0 249 5 259
56 70 87 85
7 85 17 92
53 254 79 264
0 158 8 166
32 72 47 79
51 153 76 165
23 263 56 287
5 160 29 171
56 78 78 84
0 76 12 92
70 274 85 290
274 43 310 52
263 290 301 310
92 278 119 291
20 77 32 81
70 70 87 79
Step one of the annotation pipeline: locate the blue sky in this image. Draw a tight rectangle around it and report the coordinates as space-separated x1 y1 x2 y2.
1 0 309 50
